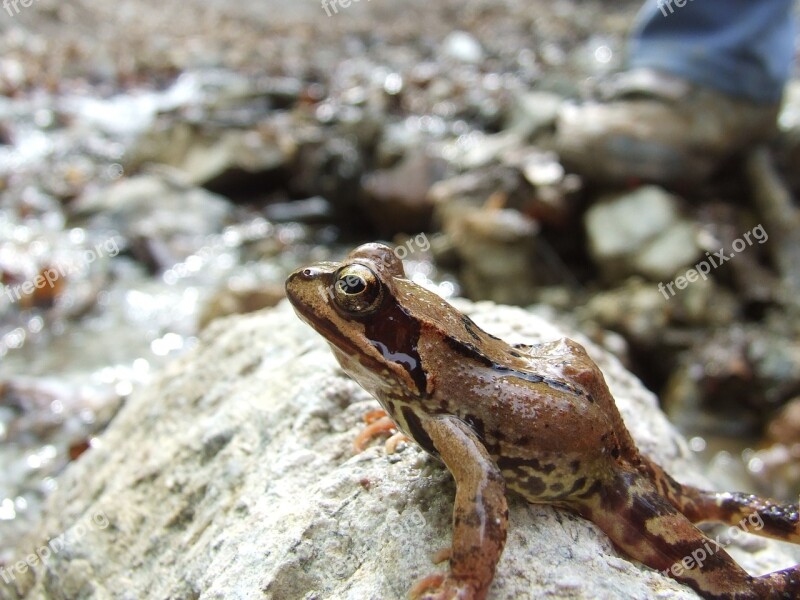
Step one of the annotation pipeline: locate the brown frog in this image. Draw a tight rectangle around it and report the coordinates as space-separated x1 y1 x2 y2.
285 242 800 600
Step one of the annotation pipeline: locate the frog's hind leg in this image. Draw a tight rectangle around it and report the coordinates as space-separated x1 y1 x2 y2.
574 468 800 599
643 457 800 544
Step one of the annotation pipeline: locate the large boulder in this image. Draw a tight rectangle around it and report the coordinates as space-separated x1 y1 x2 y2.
3 300 797 600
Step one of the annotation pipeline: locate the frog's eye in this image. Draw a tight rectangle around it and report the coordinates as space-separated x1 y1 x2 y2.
333 264 383 315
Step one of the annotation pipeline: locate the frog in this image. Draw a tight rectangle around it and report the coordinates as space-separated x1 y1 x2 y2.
285 242 800 600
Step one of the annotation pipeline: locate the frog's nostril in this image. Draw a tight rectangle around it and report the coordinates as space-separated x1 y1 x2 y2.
302 268 313 278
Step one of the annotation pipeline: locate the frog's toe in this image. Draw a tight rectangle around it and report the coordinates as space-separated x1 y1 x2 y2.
409 574 477 600
384 431 412 454
363 408 389 424
431 547 451 564
353 414 396 453
409 573 445 599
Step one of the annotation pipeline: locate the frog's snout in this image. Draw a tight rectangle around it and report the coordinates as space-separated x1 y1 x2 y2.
286 267 312 284
285 264 336 308
285 267 314 300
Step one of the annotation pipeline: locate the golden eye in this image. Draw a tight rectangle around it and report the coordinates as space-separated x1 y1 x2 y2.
333 264 383 315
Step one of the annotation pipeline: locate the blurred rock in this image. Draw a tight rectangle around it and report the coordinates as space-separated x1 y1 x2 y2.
263 196 333 224
362 150 447 234
579 278 670 347
662 325 800 437
444 130 523 170
766 397 800 446
663 363 755 439
0 122 12 146
747 442 800 503
199 280 285 329
0 376 123 566
748 332 800 406
375 119 432 167
447 204 541 305
505 91 563 139
694 203 777 305
510 148 582 227
430 161 567 235
582 273 739 344
670 277 740 326
585 186 701 282
440 31 485 64
742 395 800 501
747 148 800 307
520 151 565 188
288 131 366 222
429 167 521 211
430 162 577 305
128 118 294 190
777 80 800 193
70 174 232 267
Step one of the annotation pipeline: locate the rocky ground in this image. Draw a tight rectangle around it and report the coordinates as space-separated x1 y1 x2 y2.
5 301 800 600
2 0 800 597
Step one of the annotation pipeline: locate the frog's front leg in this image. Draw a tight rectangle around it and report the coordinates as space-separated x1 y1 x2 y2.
576 467 800 599
410 415 508 600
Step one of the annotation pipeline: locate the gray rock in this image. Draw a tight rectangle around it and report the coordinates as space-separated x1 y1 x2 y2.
441 31 485 64
128 121 292 188
447 208 542 305
442 131 523 170
579 277 671 347
5 300 797 600
70 174 232 266
585 185 701 281
361 150 447 234
263 196 334 224
578 276 739 348
505 91 564 139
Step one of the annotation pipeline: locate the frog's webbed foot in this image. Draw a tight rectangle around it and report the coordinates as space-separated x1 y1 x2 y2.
352 409 411 453
644 457 800 544
576 467 800 598
410 416 508 600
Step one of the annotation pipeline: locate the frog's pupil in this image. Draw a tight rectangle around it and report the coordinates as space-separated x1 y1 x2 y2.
340 275 366 294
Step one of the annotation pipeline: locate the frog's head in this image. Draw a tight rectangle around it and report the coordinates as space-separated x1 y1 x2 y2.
285 243 429 396
285 242 406 326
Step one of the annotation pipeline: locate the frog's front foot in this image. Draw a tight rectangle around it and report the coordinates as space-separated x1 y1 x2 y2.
409 573 478 600
353 408 411 453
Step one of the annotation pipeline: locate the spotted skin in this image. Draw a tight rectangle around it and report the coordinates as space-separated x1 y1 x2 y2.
285 243 800 600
